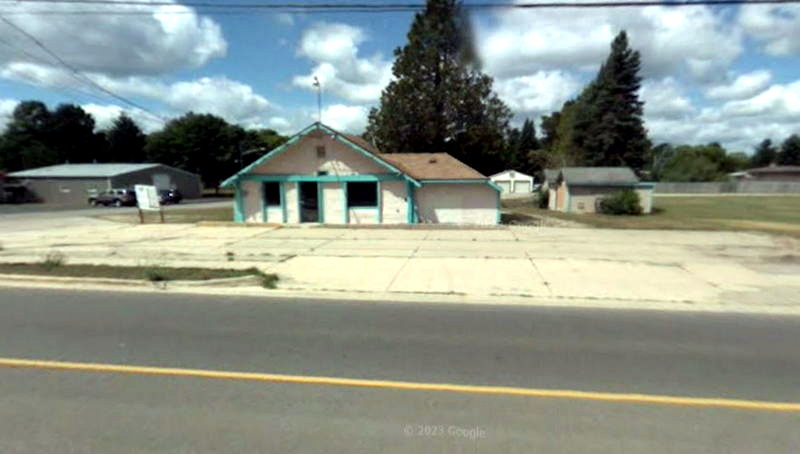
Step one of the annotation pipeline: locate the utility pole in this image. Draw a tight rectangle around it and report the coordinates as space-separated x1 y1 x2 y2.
313 76 321 123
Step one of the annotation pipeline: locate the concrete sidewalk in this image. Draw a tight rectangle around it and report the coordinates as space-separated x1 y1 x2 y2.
0 216 798 308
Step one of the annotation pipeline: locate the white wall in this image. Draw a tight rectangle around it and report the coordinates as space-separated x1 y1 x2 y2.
250 133 386 176
381 181 407 224
323 182 345 223
416 183 497 225
285 182 299 223
348 208 379 224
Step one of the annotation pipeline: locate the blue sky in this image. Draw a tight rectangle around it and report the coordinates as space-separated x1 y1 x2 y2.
0 0 799 153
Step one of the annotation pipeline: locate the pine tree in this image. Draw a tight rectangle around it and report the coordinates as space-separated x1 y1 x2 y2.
750 139 777 168
562 31 650 169
777 135 800 165
106 114 146 162
519 118 540 153
365 0 511 174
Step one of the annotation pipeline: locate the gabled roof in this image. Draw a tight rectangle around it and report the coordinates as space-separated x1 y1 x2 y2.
221 122 420 187
379 153 487 180
558 167 639 185
489 169 533 180
9 163 158 178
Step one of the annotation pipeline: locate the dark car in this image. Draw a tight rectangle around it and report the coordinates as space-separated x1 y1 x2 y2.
158 189 183 205
88 189 137 207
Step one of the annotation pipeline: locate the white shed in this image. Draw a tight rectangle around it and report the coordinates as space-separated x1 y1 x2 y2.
490 170 534 195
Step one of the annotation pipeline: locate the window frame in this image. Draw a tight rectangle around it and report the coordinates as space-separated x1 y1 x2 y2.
346 181 378 208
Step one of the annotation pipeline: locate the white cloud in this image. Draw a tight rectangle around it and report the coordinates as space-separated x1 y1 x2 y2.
81 103 164 133
641 77 695 119
493 70 580 117
706 70 772 100
0 63 273 128
0 0 226 77
320 104 369 132
476 2 742 82
721 80 800 120
293 22 393 104
0 98 18 131
739 4 800 56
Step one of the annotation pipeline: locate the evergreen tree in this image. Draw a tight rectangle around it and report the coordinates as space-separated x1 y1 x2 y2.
0 101 57 171
106 114 146 162
557 31 650 169
777 134 800 165
365 0 511 174
750 139 777 167
519 118 540 153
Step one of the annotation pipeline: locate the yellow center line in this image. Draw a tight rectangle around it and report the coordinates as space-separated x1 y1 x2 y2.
1 356 798 413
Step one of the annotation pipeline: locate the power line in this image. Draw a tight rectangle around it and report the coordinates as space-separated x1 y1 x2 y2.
0 14 166 123
0 0 798 12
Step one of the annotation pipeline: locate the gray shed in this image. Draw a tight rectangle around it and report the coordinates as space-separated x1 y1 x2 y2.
8 163 202 205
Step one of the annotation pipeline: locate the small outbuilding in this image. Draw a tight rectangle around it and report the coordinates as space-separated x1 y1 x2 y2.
8 163 202 205
490 170 535 196
221 122 501 225
551 167 653 214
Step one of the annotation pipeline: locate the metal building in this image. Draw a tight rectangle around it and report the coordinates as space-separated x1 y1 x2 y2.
8 163 202 205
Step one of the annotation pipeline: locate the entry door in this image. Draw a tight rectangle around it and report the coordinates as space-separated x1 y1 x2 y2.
299 182 319 223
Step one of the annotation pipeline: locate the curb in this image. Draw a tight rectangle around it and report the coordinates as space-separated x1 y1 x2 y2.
1 274 799 316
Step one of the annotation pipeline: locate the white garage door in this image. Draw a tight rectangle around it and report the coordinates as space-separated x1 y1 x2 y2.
497 181 511 193
513 180 531 193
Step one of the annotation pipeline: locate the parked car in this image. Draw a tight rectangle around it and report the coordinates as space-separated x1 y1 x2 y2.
158 189 183 205
88 188 137 207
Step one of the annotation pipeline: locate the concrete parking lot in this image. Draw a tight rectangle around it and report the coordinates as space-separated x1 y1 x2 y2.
1 213 798 308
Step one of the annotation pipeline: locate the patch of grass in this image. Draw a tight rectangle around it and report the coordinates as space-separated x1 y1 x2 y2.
507 195 800 237
0 263 279 285
97 206 233 224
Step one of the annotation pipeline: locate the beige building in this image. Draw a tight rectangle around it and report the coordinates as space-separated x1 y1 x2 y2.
221 122 501 225
550 167 653 214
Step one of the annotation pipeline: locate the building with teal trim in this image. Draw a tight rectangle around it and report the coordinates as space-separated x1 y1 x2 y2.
549 167 654 214
221 122 501 225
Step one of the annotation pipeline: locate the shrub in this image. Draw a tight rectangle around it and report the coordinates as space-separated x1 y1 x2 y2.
538 190 549 209
144 266 169 282
41 251 66 270
598 189 642 215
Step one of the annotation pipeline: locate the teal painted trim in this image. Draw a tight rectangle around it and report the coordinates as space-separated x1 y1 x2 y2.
260 183 267 222
317 181 325 223
487 180 503 192
376 181 382 224
220 123 317 187
221 122 421 188
238 174 403 183
496 188 501 224
280 182 287 223
405 180 414 224
342 182 349 224
233 182 244 223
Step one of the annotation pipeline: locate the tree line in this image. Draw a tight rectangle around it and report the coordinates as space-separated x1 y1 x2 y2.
0 101 287 190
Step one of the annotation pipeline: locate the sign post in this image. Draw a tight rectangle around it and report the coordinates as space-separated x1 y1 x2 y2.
134 185 162 224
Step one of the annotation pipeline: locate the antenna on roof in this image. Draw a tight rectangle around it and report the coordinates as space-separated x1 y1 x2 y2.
312 76 322 124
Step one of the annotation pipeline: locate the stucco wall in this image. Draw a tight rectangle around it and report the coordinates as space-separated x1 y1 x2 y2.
285 182 299 223
381 181 407 224
566 185 653 214
416 183 497 225
548 187 557 210
348 208 379 224
555 184 567 210
250 132 386 176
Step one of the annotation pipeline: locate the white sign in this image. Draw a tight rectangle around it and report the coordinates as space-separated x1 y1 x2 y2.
134 184 160 211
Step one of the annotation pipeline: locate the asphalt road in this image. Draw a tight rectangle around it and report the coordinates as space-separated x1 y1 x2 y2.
1 287 799 453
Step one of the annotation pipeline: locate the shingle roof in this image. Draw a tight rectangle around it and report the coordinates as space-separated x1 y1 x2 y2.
343 134 381 155
559 167 639 185
378 153 487 180
9 163 159 178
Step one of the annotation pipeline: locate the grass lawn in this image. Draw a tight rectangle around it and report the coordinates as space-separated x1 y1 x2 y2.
506 195 800 237
97 206 233 224
0 262 278 287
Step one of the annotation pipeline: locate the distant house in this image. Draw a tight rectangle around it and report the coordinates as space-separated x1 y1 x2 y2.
729 165 800 182
550 167 654 214
8 163 202 205
489 170 534 196
221 122 501 225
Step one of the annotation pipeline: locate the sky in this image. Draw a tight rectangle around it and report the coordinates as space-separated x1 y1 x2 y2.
0 0 799 153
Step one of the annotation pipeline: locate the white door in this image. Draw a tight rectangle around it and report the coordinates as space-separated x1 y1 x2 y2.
497 181 511 193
